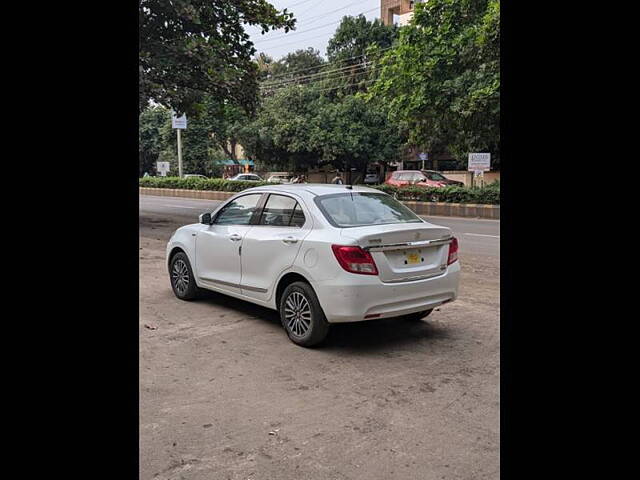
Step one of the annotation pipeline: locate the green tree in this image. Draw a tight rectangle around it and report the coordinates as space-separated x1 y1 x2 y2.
139 0 296 116
310 94 404 180
368 0 500 167
271 48 325 78
325 15 398 94
139 105 171 176
259 48 326 95
240 84 404 178
200 97 250 162
255 52 275 80
240 85 328 170
327 15 398 63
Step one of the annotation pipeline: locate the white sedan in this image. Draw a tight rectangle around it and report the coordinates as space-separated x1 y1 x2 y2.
166 184 460 346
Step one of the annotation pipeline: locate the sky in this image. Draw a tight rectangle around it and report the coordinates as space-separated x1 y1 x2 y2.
244 0 382 61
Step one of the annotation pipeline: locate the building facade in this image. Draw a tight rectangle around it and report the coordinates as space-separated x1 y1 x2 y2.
381 0 424 26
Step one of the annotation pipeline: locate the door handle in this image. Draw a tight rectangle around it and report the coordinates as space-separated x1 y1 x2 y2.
282 236 298 244
229 233 242 242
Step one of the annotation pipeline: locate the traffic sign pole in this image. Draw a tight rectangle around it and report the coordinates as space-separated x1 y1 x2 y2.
177 128 183 178
171 113 187 178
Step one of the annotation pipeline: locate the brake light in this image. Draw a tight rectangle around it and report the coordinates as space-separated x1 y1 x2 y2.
331 245 379 275
447 237 459 265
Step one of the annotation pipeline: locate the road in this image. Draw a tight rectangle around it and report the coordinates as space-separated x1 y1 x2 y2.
139 194 500 259
139 194 500 480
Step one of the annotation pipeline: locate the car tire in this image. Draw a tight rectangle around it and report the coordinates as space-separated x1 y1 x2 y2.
402 309 433 322
279 281 330 347
169 252 199 301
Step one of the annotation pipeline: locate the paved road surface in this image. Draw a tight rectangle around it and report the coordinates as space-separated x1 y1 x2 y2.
139 194 499 480
139 194 500 259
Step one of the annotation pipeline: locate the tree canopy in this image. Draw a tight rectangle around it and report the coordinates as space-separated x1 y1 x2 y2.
239 84 404 174
327 15 398 64
139 0 296 115
324 15 398 94
368 0 500 167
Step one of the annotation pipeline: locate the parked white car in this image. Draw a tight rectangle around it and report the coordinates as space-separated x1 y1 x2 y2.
267 173 294 184
166 184 460 346
228 173 263 182
184 174 208 179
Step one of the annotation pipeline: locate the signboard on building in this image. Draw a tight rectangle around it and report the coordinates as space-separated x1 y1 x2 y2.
468 153 491 171
156 161 170 176
418 152 428 161
171 114 187 129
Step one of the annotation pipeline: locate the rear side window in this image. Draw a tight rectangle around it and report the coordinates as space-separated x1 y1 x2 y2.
260 194 306 227
315 192 422 228
290 204 305 227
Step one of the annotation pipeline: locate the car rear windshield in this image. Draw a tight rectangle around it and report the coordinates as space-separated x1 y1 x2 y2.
314 192 423 228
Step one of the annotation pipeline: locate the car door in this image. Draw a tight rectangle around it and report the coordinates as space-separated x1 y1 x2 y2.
194 193 264 294
240 193 311 302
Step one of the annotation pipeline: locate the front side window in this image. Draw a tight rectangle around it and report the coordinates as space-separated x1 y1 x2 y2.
214 194 262 225
315 192 423 228
260 194 305 227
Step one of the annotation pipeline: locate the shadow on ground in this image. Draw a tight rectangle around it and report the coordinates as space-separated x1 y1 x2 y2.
193 289 451 353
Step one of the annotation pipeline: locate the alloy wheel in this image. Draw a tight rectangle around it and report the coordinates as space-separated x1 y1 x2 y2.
284 291 312 337
172 259 190 295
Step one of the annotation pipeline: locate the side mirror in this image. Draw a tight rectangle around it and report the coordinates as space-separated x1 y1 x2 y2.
199 213 212 224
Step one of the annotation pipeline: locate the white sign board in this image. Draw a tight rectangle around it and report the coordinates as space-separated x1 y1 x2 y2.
419 152 428 161
156 161 170 176
172 114 187 129
468 153 491 171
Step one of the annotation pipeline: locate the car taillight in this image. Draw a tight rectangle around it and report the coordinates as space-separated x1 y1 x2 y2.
331 245 379 275
447 237 459 265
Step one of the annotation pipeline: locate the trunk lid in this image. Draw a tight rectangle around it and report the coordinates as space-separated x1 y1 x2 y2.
340 222 453 283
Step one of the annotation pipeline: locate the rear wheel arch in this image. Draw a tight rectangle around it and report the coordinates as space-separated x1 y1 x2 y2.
275 272 311 309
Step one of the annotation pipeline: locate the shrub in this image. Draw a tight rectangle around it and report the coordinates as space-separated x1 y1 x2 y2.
139 177 500 205
139 176 271 192
370 184 500 205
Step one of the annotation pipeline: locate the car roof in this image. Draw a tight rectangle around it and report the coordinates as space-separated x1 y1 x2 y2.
242 183 384 198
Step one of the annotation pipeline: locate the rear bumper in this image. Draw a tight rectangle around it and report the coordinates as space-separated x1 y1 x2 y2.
314 261 460 323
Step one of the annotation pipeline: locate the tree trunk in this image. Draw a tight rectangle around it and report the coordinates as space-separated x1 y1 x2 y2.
229 139 238 163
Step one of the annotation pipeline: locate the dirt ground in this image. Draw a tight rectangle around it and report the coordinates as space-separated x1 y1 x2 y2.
139 214 499 480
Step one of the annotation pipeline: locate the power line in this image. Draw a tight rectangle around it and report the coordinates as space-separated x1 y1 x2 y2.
302 0 375 27
261 63 383 93
260 61 378 89
261 77 378 96
314 78 377 93
252 6 379 45
258 45 395 82
296 0 327 17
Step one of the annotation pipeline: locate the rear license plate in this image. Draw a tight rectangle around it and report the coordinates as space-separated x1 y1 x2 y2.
406 252 421 264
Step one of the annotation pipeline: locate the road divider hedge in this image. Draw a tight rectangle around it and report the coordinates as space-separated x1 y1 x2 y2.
139 177 500 205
